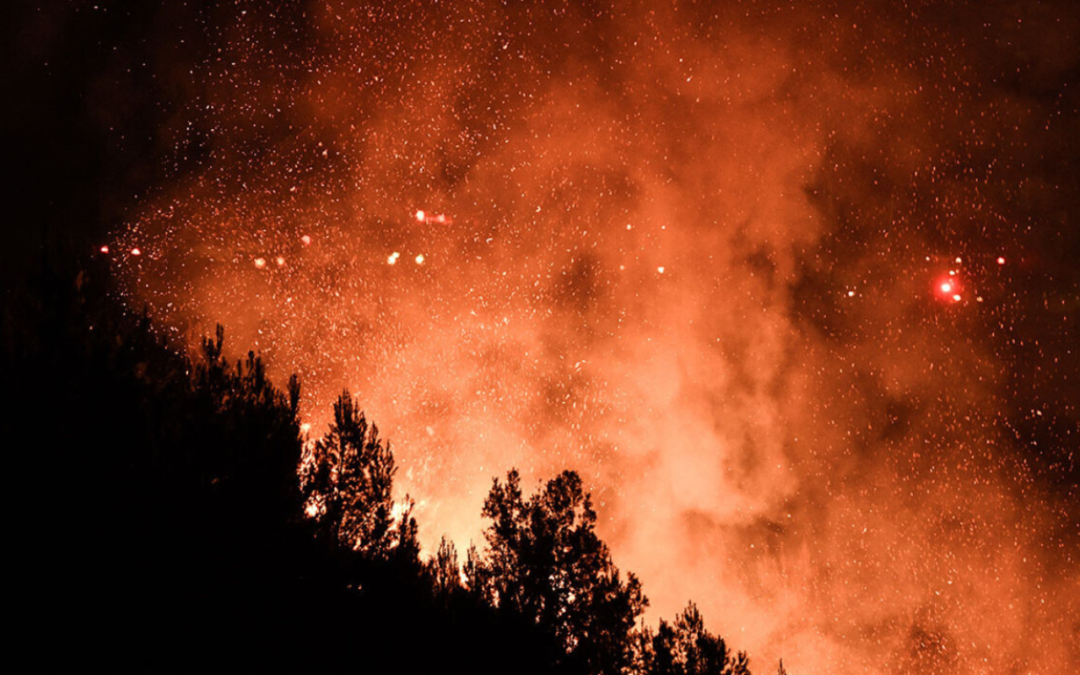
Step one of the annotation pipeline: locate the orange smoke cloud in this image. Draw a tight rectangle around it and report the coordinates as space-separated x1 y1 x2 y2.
112 2 1078 672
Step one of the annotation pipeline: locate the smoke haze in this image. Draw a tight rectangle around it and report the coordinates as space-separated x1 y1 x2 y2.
58 1 1079 671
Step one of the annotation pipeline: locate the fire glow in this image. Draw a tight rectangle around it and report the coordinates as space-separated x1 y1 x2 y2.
108 2 1078 673
935 274 964 303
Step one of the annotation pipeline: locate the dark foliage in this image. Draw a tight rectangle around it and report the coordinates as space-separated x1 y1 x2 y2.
471 469 648 673
301 389 420 564
635 603 751 675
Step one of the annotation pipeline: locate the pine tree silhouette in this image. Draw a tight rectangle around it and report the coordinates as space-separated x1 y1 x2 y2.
637 603 750 675
300 390 419 564
471 468 647 674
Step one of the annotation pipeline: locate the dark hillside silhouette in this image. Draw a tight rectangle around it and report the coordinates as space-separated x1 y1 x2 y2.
4 259 769 674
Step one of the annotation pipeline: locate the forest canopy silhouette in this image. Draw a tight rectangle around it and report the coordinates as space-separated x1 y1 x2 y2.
5 260 763 674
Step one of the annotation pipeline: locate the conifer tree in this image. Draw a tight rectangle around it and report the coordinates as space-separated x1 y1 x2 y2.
301 390 418 563
637 603 750 675
471 469 647 674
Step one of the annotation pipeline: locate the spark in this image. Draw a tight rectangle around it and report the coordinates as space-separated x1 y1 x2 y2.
415 254 425 265
130 247 141 256
415 210 451 225
99 245 109 254
254 257 267 269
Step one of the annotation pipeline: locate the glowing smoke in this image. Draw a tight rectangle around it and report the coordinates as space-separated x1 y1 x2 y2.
111 2 1078 672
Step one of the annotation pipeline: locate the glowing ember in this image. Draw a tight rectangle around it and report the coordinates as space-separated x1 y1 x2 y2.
129 248 141 257
99 245 109 254
254 258 267 269
935 273 966 302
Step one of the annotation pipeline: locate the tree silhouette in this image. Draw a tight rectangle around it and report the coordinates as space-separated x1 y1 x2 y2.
427 536 463 598
637 603 750 675
300 390 419 564
471 468 647 673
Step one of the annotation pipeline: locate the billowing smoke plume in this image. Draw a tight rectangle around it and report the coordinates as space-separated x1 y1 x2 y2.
109 1 1078 672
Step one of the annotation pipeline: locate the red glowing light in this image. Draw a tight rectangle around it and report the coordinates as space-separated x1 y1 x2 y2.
415 210 452 225
99 245 110 254
130 248 141 256
301 235 312 246
997 256 1006 265
935 274 965 302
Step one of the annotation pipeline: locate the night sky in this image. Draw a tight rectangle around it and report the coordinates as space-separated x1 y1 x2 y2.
6 1 1078 672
